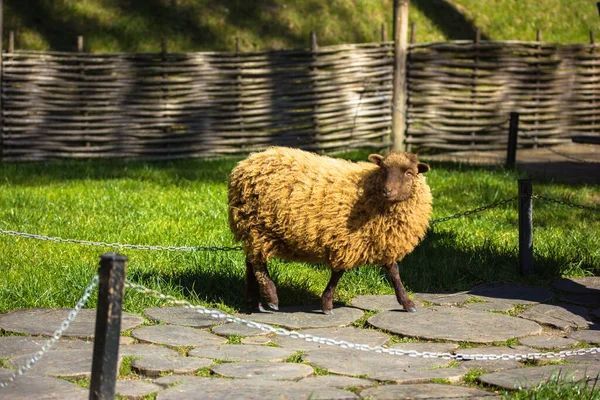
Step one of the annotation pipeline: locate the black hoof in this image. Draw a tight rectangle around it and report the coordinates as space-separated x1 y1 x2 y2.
267 303 279 311
406 307 417 313
258 304 267 312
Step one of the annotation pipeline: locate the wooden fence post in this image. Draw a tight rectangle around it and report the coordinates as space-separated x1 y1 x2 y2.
392 0 409 152
89 253 128 400
518 180 533 276
506 112 519 168
410 22 416 44
8 31 13 53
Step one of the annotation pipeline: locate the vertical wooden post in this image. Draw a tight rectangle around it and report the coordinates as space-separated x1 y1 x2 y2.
392 0 409 152
518 180 533 276
77 35 84 52
310 31 320 150
409 22 416 44
89 253 128 400
8 30 13 53
506 112 519 168
381 23 388 42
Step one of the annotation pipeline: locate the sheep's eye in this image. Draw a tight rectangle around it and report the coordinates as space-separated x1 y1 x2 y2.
405 171 414 177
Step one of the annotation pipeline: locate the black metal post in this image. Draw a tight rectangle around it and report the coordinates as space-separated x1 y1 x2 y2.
518 179 533 276
89 253 128 400
506 112 519 169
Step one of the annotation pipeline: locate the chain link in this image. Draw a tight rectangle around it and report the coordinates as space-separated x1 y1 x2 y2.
0 228 242 252
125 280 599 362
533 195 600 213
430 196 519 225
0 275 99 388
519 130 594 164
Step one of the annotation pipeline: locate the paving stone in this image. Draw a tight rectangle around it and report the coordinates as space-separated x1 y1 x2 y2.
519 334 579 349
413 292 471 306
153 375 206 387
560 294 600 308
519 303 593 331
389 341 460 354
297 375 374 389
240 305 364 329
0 336 92 359
463 299 516 313
568 352 600 364
120 336 136 345
156 379 358 400
360 383 499 399
131 325 226 347
210 361 314 380
569 328 600 344
302 346 448 380
377 365 470 383
478 364 600 390
0 308 144 338
241 336 273 345
188 344 297 361
460 359 522 372
455 345 537 360
469 283 553 305
116 380 164 399
143 306 219 328
350 295 423 311
553 277 600 294
6 349 98 378
271 326 390 351
0 368 89 399
119 343 180 358
211 322 268 337
368 307 542 343
132 355 213 377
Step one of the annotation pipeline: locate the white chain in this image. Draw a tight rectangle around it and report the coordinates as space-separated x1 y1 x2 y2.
0 275 99 388
0 228 241 252
125 280 600 362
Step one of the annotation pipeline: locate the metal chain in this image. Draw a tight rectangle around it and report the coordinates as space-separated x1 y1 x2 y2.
430 196 519 225
533 195 600 213
0 228 242 252
0 275 99 388
125 279 599 362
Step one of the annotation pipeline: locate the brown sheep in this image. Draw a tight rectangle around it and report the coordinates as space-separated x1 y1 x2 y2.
228 146 432 314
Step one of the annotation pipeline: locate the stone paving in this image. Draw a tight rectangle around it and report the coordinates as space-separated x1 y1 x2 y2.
0 278 599 399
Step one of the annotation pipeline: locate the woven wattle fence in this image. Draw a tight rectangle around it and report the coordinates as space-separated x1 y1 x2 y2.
0 43 394 161
406 40 600 151
1 40 599 161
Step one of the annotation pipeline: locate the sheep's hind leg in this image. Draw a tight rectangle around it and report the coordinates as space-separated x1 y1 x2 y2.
245 260 261 313
321 269 344 315
253 260 279 311
384 262 417 312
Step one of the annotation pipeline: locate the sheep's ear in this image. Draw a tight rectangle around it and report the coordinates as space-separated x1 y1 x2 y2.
417 162 430 174
368 154 384 166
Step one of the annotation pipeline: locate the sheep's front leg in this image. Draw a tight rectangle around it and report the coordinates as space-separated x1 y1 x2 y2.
253 260 279 311
321 269 344 315
383 262 416 312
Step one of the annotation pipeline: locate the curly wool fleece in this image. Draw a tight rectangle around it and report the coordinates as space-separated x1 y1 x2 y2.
228 147 433 271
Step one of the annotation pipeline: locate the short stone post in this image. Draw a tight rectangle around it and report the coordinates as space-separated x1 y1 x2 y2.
89 253 128 400
518 180 533 276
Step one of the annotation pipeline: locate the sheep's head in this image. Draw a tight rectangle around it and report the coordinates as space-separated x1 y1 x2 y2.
368 152 430 202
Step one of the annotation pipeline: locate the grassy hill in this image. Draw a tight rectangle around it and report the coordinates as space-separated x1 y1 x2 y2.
3 0 599 53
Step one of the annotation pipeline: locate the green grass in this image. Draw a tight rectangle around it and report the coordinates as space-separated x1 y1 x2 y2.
0 154 598 316
502 371 600 400
4 0 599 52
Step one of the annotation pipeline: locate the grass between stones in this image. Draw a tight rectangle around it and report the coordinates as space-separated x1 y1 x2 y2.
501 372 600 400
119 356 141 378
